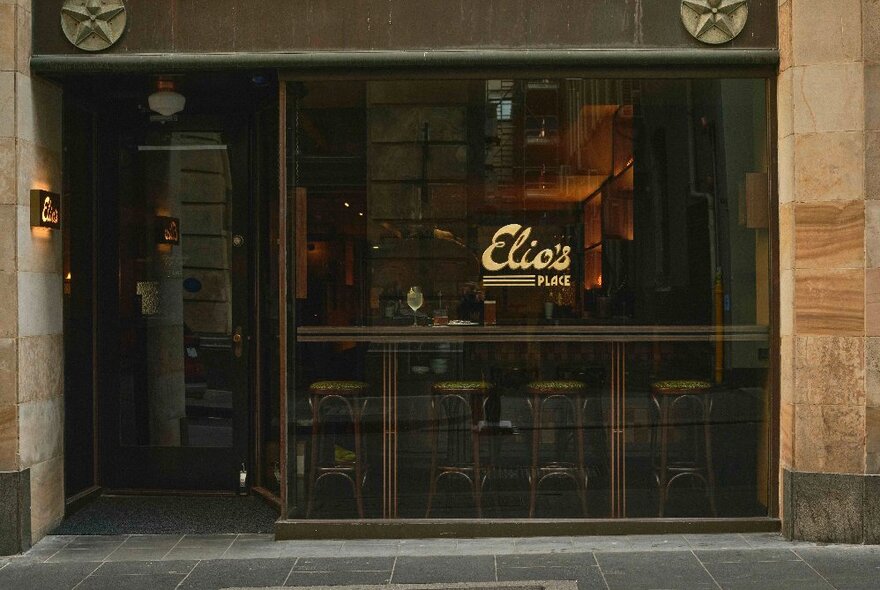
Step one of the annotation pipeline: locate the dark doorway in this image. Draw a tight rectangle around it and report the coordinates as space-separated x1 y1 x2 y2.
63 74 278 496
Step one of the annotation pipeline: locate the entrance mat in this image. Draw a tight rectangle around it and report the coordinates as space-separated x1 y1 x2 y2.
54 494 278 535
229 583 578 590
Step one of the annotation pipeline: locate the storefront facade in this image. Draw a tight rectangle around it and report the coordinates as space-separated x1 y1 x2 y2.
0 0 876 553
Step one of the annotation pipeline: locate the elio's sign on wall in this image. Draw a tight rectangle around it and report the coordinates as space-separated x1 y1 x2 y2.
481 224 572 287
30 189 61 230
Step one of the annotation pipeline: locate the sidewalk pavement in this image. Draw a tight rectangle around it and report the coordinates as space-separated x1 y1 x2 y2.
1 532 879 590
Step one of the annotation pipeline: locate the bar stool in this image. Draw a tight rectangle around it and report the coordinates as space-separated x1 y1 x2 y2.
425 381 493 517
556 366 609 479
650 379 717 517
527 380 588 518
306 380 369 518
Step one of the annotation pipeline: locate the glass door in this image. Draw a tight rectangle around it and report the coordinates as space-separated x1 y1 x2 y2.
100 118 252 491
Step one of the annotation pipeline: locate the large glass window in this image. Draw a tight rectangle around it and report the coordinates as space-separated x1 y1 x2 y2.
286 78 772 520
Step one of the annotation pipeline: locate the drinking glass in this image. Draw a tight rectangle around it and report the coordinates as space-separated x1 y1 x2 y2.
407 286 423 326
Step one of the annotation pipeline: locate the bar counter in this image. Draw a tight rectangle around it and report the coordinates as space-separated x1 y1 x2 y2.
296 324 770 342
296 323 770 519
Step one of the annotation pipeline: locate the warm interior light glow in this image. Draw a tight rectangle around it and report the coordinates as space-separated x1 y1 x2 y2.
148 80 186 117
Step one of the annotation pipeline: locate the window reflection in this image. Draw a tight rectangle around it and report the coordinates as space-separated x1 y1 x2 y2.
289 78 771 520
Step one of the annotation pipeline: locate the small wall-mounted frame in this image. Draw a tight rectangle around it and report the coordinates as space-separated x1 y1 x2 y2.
30 189 61 230
156 216 180 245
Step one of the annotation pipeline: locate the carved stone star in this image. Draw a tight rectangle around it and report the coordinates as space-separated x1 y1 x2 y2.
681 0 749 45
61 0 127 52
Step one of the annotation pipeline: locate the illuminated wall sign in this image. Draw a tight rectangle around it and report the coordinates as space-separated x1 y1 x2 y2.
481 224 572 287
155 216 180 245
30 190 61 230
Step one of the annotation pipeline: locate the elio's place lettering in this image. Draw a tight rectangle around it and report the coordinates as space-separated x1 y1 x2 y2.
481 224 571 287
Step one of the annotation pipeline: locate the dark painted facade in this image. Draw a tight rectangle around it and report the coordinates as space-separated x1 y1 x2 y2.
34 0 777 57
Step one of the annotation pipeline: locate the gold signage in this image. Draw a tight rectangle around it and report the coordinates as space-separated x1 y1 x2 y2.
30 190 61 230
156 216 180 245
481 224 572 287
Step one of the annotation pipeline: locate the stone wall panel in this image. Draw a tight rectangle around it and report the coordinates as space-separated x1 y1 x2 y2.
17 397 63 468
794 404 866 474
794 268 864 335
28 456 62 541
794 336 865 406
17 334 62 405
793 63 864 134
16 272 62 338
794 201 864 269
791 0 862 66
794 132 864 203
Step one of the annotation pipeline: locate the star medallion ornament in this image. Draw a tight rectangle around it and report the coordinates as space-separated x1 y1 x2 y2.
61 0 127 52
681 0 749 45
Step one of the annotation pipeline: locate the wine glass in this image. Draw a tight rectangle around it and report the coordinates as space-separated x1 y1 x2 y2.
406 286 423 326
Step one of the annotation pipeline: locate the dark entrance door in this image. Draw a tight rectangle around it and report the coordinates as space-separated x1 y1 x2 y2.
99 113 253 491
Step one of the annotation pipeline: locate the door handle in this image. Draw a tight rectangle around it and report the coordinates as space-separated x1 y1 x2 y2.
232 326 244 358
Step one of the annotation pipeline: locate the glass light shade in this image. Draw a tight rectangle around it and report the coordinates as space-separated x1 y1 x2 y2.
148 90 186 116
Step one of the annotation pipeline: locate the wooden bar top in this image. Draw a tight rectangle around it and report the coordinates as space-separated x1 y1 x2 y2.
296 324 770 343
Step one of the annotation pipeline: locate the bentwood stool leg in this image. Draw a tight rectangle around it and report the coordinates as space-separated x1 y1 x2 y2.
528 381 590 518
305 380 370 519
306 395 321 518
575 392 588 516
657 395 670 518
528 392 541 519
426 381 492 518
652 380 714 518
425 394 440 517
471 393 483 518
352 396 365 519
703 396 718 517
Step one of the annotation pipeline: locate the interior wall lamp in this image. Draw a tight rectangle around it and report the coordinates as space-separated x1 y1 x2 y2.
148 79 186 117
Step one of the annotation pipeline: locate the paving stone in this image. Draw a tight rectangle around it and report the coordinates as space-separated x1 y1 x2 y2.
497 552 597 568
392 555 496 584
795 547 880 590
498 565 607 590
224 537 305 559
76 573 187 590
292 556 395 571
398 539 459 556
596 551 717 590
178 558 297 590
617 534 690 552
16 534 75 562
514 537 575 553
0 561 98 589
46 536 128 562
161 534 236 560
92 560 198 576
693 548 801 563
104 534 184 562
284 569 393 586
684 533 752 550
703 559 834 590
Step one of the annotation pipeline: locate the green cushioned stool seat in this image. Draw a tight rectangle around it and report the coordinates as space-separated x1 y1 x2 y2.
651 379 712 394
309 380 369 395
527 380 587 395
